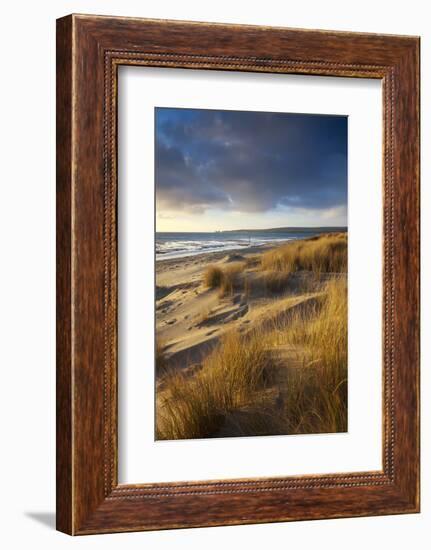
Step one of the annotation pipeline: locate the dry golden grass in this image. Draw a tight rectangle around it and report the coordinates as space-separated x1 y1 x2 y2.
155 339 168 375
203 265 224 288
262 270 292 294
219 262 245 297
261 232 347 275
263 276 347 433
156 275 347 440
203 262 246 297
156 331 270 440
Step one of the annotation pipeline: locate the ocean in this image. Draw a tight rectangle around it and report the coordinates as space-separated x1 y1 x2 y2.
155 228 344 261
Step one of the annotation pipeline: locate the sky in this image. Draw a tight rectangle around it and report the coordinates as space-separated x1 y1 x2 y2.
155 107 347 232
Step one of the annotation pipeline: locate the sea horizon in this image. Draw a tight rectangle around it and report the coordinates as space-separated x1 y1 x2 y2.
155 226 347 261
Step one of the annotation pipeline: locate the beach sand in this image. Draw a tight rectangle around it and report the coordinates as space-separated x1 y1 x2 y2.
156 242 319 376
155 233 348 439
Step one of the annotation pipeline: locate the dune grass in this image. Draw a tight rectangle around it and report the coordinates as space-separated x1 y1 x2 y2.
261 232 347 275
203 265 224 288
155 339 168 375
219 262 245 297
201 233 347 300
262 270 293 294
263 276 348 434
156 330 270 440
203 261 246 297
156 275 347 440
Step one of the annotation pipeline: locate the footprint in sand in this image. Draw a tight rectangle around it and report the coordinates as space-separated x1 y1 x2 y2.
166 318 177 325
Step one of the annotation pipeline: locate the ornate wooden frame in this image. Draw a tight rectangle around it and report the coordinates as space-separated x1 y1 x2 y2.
56 14 420 534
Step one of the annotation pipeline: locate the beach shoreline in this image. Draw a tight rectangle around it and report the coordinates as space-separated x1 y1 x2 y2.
155 227 347 263
156 241 278 270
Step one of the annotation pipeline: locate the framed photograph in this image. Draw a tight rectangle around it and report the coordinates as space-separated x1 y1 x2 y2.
56 14 420 534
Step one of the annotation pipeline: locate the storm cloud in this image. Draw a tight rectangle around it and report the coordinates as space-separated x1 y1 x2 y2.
155 107 347 219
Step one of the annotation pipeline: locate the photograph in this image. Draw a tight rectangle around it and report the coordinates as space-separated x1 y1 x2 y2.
155 107 348 440
0 1 423 543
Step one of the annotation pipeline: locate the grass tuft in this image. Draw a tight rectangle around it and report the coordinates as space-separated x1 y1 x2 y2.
203 262 246 297
203 265 224 288
218 262 245 297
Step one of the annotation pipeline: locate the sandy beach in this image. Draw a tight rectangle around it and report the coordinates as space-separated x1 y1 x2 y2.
156 242 313 373
155 233 348 440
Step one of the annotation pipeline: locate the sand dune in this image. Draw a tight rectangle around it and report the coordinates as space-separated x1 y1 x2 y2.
155 233 348 440
156 244 310 371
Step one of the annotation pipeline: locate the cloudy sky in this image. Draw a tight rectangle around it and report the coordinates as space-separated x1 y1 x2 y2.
155 107 347 232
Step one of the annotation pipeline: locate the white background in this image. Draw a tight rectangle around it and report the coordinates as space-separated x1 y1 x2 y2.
118 67 382 483
0 1 428 548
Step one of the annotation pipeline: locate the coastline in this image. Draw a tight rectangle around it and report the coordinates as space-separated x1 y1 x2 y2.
156 240 290 263
155 227 347 263
156 241 278 270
